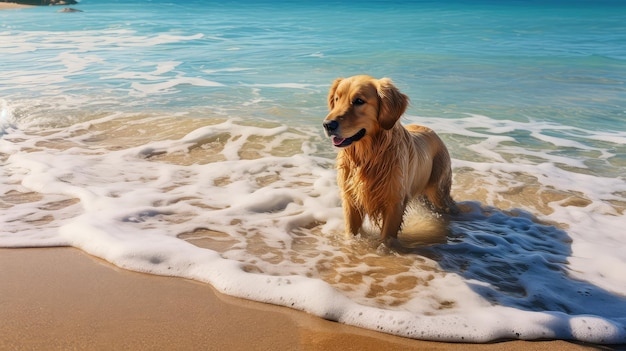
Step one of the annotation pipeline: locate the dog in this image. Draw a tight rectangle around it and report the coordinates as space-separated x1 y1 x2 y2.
323 75 456 242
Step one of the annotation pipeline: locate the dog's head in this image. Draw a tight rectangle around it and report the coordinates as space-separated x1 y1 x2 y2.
323 75 409 148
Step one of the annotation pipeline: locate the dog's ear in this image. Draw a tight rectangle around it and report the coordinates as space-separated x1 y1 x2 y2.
377 78 409 130
327 78 343 110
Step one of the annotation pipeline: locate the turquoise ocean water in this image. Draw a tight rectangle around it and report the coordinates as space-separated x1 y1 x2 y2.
2 0 626 344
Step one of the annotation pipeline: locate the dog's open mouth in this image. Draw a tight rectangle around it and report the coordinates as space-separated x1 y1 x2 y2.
331 128 366 148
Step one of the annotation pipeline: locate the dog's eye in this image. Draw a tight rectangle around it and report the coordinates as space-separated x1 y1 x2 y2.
352 98 365 106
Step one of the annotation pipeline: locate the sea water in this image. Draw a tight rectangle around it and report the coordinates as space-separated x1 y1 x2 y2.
1 0 626 344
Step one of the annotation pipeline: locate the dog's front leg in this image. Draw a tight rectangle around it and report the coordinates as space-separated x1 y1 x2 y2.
344 201 363 236
381 201 406 241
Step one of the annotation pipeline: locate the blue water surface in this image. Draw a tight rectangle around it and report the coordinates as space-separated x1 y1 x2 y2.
1 0 625 130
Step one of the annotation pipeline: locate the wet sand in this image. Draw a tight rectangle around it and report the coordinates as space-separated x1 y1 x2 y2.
0 247 612 351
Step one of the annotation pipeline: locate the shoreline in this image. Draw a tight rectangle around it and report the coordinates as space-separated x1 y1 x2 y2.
0 2 34 10
0 247 609 350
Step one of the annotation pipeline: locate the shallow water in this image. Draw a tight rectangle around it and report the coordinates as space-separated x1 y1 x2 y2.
1 0 626 344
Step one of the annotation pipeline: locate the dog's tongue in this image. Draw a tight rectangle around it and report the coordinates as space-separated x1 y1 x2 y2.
332 136 346 146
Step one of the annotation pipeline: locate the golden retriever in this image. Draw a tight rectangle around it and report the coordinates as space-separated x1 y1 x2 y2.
323 75 456 242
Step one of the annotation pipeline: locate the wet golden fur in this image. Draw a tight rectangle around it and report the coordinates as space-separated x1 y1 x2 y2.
323 75 456 241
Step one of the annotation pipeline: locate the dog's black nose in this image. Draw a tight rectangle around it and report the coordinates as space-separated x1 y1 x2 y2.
323 120 339 133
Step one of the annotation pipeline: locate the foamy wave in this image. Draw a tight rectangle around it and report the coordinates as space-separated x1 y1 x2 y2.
130 77 223 95
203 68 253 74
0 29 209 102
1 114 625 343
0 30 203 53
413 114 626 294
55 52 105 74
104 61 183 80
0 100 14 136
245 83 316 90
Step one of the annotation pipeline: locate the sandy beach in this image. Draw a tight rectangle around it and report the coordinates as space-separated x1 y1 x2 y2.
0 2 34 10
0 247 613 351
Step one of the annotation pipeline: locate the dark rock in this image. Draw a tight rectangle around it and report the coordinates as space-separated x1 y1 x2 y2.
57 7 82 12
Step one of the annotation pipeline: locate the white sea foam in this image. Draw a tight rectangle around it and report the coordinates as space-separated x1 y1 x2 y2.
130 77 223 95
245 83 316 90
103 62 183 81
0 29 212 106
1 113 625 344
203 68 254 74
0 100 14 136
55 52 105 74
417 114 626 296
